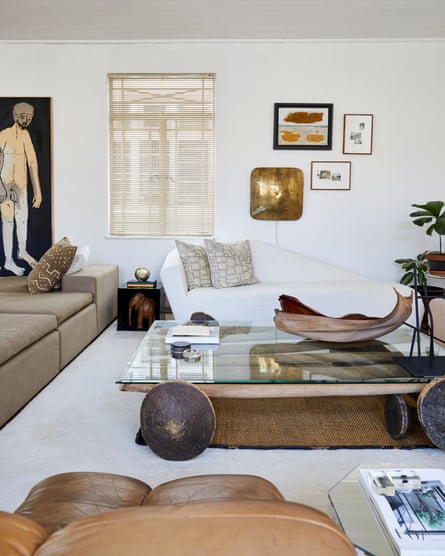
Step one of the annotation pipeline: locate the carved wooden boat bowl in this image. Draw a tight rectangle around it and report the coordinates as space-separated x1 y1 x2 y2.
274 288 413 343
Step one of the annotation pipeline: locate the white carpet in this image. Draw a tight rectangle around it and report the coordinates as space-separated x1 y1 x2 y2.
1 323 445 517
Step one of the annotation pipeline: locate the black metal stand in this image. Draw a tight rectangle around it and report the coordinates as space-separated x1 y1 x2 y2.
394 270 445 377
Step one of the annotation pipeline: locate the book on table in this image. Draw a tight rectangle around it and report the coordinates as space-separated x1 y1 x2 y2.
127 280 157 288
358 467 445 555
165 325 220 344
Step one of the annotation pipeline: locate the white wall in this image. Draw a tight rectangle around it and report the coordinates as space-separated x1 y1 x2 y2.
0 39 443 284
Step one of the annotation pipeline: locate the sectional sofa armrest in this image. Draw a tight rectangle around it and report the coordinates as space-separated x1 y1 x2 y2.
61 264 119 333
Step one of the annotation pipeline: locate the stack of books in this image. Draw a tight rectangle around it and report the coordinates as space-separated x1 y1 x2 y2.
359 467 445 555
127 280 157 289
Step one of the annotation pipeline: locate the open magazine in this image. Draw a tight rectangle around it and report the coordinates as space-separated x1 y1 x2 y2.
359 468 445 555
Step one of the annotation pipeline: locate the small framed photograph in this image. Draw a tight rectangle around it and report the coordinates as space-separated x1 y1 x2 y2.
343 114 373 154
273 103 333 150
311 161 351 190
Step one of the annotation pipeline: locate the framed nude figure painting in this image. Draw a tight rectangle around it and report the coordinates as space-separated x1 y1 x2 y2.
0 97 52 277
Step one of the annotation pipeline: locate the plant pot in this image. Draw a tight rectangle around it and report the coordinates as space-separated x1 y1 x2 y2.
427 253 445 276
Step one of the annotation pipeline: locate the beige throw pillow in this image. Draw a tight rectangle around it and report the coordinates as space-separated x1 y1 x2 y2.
28 237 77 294
205 239 258 288
175 240 212 290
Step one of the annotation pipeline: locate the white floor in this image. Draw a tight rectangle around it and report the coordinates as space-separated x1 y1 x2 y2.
2 323 445 517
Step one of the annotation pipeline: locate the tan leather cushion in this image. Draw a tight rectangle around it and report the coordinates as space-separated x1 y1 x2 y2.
33 500 356 556
15 472 152 535
143 474 284 505
0 511 48 556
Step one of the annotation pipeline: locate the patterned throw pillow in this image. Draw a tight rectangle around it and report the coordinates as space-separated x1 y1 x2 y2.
27 237 78 294
205 239 258 288
175 240 212 290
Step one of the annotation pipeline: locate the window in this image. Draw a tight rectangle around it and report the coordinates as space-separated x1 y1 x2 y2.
108 73 215 237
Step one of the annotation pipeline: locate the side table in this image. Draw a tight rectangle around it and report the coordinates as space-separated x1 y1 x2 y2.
117 285 161 331
328 466 393 556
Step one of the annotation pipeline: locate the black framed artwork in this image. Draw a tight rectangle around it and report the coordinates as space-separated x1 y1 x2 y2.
0 97 52 277
273 103 333 150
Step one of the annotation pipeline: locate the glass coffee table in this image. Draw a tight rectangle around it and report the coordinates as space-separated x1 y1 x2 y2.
116 320 445 458
329 466 395 556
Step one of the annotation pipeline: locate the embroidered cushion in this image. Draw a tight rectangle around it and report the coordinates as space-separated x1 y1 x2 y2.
175 240 212 290
28 237 77 294
205 240 258 288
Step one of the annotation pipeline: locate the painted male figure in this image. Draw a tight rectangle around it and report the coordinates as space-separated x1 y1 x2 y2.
0 102 42 275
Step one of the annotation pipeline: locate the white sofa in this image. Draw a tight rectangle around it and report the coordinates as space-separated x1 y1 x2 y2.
160 239 414 324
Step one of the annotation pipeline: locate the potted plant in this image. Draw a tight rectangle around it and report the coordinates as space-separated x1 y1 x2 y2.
410 200 445 276
394 250 445 333
394 251 430 286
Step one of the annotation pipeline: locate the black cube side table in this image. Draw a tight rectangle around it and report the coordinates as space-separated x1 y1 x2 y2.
117 286 161 331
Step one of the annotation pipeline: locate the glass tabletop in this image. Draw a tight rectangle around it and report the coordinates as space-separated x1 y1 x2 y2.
328 465 396 556
116 320 445 385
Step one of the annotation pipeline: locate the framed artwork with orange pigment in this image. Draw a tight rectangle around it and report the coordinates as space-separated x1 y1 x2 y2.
273 103 333 150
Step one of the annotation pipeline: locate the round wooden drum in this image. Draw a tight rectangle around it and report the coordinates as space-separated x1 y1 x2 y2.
384 394 412 439
140 381 216 460
418 377 445 450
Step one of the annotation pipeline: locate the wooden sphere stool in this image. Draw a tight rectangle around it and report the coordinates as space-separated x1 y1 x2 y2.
140 381 216 460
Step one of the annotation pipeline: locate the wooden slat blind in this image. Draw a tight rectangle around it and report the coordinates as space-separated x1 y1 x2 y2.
108 73 215 237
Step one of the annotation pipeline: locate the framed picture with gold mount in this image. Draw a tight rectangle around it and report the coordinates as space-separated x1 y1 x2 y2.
250 167 303 220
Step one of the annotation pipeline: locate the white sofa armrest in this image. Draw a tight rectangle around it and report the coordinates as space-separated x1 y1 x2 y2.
160 250 189 319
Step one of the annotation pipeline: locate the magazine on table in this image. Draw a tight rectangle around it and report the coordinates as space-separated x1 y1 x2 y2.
165 324 220 344
359 468 445 555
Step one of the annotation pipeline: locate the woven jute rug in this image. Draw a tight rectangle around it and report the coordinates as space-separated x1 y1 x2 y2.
209 396 433 449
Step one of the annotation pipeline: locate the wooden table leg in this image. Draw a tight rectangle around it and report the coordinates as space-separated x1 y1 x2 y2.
418 376 445 450
139 381 216 460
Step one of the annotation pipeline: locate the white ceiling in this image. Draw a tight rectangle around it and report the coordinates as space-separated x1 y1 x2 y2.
1 0 445 41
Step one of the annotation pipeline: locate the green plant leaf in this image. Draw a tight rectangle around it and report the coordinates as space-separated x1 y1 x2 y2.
436 215 445 235
400 272 413 285
412 201 445 217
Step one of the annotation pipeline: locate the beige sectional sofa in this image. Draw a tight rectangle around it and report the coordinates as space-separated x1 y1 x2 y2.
0 265 119 428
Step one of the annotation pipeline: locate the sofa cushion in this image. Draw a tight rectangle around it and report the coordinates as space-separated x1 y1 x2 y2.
67 244 90 275
0 276 29 293
0 291 93 326
32 501 355 556
15 472 152 535
175 240 212 290
28 237 77 294
0 313 57 366
0 511 49 556
205 239 258 288
143 474 284 506
181 280 413 323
